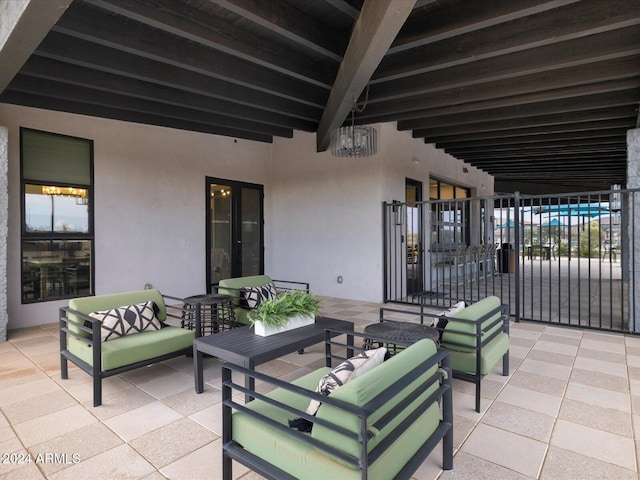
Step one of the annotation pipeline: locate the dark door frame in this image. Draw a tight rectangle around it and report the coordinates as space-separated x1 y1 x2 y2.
206 177 264 291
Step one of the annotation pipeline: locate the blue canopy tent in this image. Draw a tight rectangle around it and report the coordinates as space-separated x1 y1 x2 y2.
535 203 609 218
542 218 567 227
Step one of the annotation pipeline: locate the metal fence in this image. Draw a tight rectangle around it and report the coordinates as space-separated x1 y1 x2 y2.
383 188 636 333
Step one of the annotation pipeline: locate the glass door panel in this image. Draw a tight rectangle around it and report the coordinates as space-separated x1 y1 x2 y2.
406 179 423 295
240 187 261 276
209 184 232 285
207 178 263 290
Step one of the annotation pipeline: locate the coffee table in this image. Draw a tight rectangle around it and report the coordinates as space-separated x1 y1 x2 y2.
193 316 354 398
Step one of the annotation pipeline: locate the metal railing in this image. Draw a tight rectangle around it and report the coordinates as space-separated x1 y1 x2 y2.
383 189 635 333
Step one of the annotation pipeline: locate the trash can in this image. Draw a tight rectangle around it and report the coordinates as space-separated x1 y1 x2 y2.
498 243 515 273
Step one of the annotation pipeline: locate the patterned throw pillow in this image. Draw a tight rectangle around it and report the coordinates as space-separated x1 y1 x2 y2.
308 347 388 413
240 283 278 309
288 347 387 432
90 301 162 342
434 301 467 339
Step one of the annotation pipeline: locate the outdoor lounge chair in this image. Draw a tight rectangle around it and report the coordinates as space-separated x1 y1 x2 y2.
380 295 509 412
221 329 453 479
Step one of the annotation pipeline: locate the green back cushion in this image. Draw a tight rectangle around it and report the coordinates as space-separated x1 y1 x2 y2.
69 288 168 321
312 339 439 466
67 289 168 336
441 295 502 352
218 275 274 325
231 339 441 479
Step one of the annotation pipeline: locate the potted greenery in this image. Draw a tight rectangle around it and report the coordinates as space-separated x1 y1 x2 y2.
248 290 320 336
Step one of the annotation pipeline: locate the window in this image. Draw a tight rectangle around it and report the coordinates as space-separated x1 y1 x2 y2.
429 177 470 245
21 129 94 303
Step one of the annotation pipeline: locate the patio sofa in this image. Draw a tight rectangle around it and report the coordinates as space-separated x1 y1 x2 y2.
221 329 453 480
380 295 510 412
59 288 197 407
216 275 309 325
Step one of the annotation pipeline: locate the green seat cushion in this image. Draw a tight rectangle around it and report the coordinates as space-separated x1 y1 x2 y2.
441 295 503 353
68 326 194 371
218 276 274 325
231 339 440 479
448 332 509 375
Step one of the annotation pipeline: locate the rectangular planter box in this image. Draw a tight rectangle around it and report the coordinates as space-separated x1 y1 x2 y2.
253 314 315 337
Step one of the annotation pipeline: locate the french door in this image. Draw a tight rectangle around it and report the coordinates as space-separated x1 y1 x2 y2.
206 178 264 290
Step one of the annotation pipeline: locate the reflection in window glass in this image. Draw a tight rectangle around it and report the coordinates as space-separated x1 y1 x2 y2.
430 177 471 244
22 240 92 301
24 184 89 233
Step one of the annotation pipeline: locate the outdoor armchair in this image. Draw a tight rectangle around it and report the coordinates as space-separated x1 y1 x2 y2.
380 295 509 412
216 274 309 325
221 329 453 480
59 288 198 407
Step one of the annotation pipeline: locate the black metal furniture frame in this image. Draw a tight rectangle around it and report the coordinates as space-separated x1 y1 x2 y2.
59 294 200 407
380 302 509 412
193 316 353 399
221 328 453 480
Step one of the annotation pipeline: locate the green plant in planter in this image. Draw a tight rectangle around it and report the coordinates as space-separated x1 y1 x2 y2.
248 290 320 328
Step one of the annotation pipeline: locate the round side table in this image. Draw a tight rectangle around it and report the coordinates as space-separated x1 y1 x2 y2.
182 293 236 336
363 320 439 355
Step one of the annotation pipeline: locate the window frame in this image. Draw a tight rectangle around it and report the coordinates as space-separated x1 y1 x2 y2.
20 128 95 303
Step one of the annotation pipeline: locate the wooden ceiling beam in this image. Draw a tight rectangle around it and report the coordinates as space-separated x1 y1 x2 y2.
444 136 626 155
82 0 337 88
0 90 274 143
316 0 415 152
369 25 640 102
379 0 640 82
35 32 323 122
20 56 317 131
212 0 347 61
412 106 639 138
399 89 640 130
53 3 328 107
426 119 636 144
7 75 294 138
360 56 640 121
391 0 580 54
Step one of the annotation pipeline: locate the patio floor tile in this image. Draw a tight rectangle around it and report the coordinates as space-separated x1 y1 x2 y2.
1 297 639 479
461 423 547 477
103 401 183 442
550 419 636 470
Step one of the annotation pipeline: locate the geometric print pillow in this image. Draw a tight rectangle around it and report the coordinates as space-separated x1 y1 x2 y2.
306 346 388 416
240 283 278 309
289 347 387 432
89 301 162 342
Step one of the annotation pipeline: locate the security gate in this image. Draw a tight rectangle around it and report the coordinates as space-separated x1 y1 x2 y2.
383 189 635 333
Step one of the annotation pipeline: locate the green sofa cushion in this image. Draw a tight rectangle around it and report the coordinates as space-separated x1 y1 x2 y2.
68 326 194 371
231 339 440 479
218 275 275 325
440 295 503 353
449 332 509 375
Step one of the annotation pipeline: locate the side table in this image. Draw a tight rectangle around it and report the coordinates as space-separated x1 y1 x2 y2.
182 293 236 337
363 321 439 355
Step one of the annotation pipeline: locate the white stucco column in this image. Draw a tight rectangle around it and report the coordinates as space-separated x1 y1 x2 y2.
0 126 7 341
627 128 640 333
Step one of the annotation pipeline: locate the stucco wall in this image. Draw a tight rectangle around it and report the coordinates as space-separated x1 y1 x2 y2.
1 103 493 329
0 103 271 329
270 123 494 302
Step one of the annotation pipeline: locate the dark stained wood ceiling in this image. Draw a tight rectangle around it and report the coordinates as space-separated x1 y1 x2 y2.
1 0 639 192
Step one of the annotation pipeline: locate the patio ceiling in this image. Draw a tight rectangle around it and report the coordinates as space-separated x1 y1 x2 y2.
1 0 639 192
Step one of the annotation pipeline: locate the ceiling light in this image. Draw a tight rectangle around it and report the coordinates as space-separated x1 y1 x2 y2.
330 87 377 158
